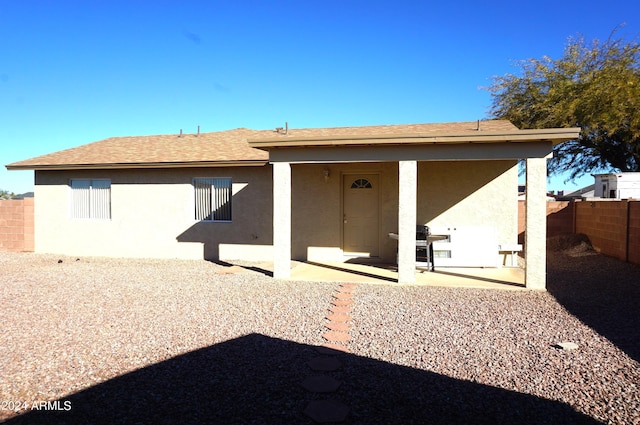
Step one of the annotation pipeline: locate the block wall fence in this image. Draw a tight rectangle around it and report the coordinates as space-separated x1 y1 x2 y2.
519 199 640 266
0 198 34 252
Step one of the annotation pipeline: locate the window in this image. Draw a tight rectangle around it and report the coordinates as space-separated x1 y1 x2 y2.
351 178 372 189
194 177 232 221
70 179 111 219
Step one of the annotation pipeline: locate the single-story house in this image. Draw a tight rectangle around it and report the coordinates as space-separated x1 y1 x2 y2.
6 120 580 289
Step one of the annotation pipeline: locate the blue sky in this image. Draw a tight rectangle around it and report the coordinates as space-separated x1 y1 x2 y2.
2 0 639 194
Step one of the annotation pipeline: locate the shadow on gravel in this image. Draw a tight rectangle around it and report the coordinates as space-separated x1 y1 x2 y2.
212 260 273 277
5 334 599 425
547 251 640 363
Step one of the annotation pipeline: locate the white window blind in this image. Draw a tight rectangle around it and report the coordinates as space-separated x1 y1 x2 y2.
71 179 111 219
194 178 232 221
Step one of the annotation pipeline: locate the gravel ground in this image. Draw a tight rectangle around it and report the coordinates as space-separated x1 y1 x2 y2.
1 245 639 424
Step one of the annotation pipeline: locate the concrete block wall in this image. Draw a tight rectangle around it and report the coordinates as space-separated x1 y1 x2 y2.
629 201 640 265
0 198 34 252
517 200 574 244
546 201 574 237
518 199 640 266
517 201 525 243
574 199 640 265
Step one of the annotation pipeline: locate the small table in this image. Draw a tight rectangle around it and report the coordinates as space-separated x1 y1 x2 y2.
498 244 523 267
388 233 448 271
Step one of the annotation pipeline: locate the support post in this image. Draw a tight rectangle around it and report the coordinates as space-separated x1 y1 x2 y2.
398 160 417 284
525 157 547 290
273 162 291 279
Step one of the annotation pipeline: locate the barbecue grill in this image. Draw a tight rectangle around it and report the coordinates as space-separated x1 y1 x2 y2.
388 225 448 271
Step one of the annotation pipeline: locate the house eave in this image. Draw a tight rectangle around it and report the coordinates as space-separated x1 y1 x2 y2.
5 160 269 171
248 127 581 149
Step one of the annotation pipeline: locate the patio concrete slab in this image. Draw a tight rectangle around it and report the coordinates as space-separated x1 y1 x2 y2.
233 260 525 289
289 261 526 290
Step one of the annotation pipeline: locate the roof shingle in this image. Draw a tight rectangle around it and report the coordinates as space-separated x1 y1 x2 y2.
6 120 522 170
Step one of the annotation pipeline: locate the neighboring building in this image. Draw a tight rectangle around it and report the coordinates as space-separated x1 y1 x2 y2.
556 184 595 200
593 173 640 199
6 120 580 288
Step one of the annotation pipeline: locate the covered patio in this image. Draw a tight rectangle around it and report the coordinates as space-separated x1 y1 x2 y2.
249 120 580 290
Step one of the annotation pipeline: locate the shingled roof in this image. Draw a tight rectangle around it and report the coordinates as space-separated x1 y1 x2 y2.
7 120 576 171
6 128 270 170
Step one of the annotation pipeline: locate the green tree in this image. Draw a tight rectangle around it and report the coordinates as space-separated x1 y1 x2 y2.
488 30 640 180
0 189 16 200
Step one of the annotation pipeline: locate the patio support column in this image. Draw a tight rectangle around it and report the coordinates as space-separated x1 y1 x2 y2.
398 160 417 284
525 157 547 290
273 162 291 279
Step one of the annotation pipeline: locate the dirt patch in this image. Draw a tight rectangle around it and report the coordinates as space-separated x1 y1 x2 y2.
546 233 596 257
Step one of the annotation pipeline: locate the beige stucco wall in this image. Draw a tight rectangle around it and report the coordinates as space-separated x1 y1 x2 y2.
290 162 399 262
33 159 517 264
34 167 273 260
417 160 518 243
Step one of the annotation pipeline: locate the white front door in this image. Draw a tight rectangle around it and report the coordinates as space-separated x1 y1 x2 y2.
343 174 379 257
